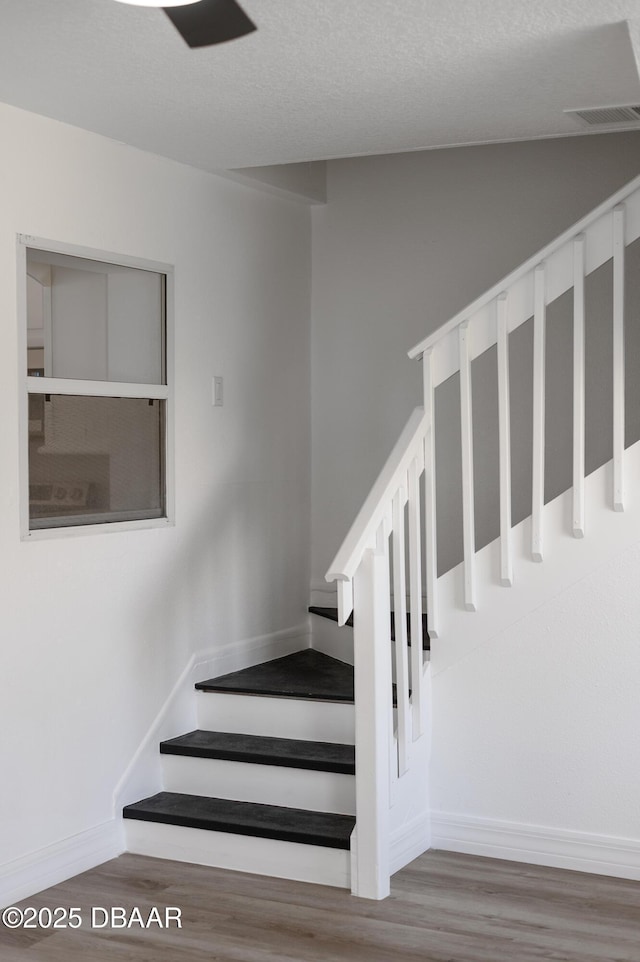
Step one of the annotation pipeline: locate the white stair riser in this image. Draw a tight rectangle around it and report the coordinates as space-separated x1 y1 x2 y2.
197 692 355 744
125 819 350 889
161 755 356 815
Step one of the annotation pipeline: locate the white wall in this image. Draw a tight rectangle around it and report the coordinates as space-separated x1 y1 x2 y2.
310 133 640 595
0 103 311 879
431 530 640 872
421 437 640 874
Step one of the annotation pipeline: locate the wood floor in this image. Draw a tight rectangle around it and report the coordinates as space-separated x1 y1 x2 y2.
3 850 640 961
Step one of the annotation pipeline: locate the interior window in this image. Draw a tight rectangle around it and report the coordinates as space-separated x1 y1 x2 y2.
24 246 169 531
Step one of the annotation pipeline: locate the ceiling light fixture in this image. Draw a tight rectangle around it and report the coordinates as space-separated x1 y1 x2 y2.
111 0 257 48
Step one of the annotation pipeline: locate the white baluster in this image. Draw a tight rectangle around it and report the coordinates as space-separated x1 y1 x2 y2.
337 579 353 626
531 264 546 561
422 350 438 638
392 487 411 775
573 235 586 537
496 293 513 586
378 524 397 809
352 532 392 900
458 321 477 611
407 456 425 738
613 205 625 512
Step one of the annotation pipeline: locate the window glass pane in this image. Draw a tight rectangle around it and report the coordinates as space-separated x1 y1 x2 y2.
28 395 165 529
26 250 165 385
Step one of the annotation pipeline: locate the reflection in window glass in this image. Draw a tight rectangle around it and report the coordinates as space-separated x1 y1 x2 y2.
28 394 165 529
26 249 165 385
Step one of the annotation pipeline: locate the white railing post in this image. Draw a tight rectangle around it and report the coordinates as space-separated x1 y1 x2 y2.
407 455 425 738
392 487 411 775
422 351 438 638
531 263 546 561
613 204 625 512
496 292 513 586
352 538 392 900
458 321 477 611
573 235 586 538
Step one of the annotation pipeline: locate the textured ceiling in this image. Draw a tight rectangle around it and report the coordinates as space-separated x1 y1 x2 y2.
1 0 640 171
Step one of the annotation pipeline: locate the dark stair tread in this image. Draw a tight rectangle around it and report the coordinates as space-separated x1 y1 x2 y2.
196 649 354 703
123 792 355 850
160 730 355 775
309 607 430 651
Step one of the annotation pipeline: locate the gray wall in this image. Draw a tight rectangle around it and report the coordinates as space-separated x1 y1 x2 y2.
311 133 640 591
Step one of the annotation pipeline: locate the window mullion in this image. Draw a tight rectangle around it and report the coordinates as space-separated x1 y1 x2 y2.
27 376 168 401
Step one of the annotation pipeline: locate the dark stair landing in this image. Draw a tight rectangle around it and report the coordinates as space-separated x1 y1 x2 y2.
309 606 430 651
161 730 355 775
123 792 355 850
196 649 354 703
196 648 408 708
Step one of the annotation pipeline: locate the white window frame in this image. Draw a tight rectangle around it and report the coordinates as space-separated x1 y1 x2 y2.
17 234 175 540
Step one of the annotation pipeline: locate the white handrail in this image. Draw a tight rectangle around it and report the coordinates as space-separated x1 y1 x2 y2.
326 406 428 586
408 170 640 360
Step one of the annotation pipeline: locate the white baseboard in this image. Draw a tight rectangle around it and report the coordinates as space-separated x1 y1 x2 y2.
190 621 311 690
0 819 123 910
113 621 311 812
310 581 428 614
432 812 640 881
390 813 431 875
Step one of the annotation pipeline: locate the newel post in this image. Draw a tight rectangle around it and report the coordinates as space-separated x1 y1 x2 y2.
351 533 392 899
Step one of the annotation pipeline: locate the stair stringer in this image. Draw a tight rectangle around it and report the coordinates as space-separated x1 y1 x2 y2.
431 439 640 677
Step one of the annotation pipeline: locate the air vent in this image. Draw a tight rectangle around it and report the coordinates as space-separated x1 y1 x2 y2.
565 104 640 129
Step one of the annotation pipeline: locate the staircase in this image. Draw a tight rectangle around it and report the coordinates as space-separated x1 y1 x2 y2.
123 649 355 888
124 649 357 889
123 617 431 896
123 170 640 903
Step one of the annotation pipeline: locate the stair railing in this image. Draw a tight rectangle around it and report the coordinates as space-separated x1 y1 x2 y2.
409 171 640 623
326 406 431 899
325 169 640 900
